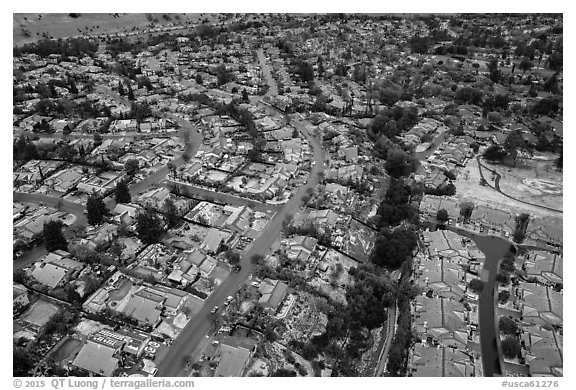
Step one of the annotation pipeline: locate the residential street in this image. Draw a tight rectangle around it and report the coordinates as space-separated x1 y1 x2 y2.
14 91 202 267
157 50 326 377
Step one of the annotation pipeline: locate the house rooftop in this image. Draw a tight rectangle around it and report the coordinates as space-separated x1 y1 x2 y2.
72 340 119 377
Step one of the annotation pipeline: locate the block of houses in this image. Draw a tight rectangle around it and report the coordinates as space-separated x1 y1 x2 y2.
413 295 470 350
409 344 476 377
521 324 563 377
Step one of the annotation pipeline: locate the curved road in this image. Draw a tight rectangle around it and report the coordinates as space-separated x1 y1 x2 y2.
157 48 326 377
448 225 516 377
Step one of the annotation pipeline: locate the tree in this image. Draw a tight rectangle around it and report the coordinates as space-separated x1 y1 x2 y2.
124 159 140 176
483 145 507 162
251 254 264 265
371 228 418 269
468 278 484 293
93 132 102 147
127 83 135 100
501 336 522 359
498 290 511 304
136 209 165 245
436 208 449 223
14 347 34 376
114 180 131 204
504 130 531 163
216 64 234 86
59 144 78 161
385 149 413 179
298 60 314 82
460 202 474 220
531 97 560 116
556 151 562 170
163 198 179 228
195 73 203 85
513 213 530 244
487 57 500 83
241 88 249 102
43 220 68 252
86 193 107 225
346 265 396 328
109 240 125 260
408 35 429 54
271 369 297 377
519 57 533 73
454 87 483 105
177 305 191 320
225 250 241 265
378 88 401 107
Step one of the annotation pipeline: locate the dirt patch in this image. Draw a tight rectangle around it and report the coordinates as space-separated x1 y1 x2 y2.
483 156 563 212
455 157 562 219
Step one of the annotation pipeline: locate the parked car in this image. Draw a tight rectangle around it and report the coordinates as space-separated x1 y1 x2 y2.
211 306 219 314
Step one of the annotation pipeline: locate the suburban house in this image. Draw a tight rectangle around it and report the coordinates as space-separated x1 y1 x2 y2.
112 203 139 225
121 288 164 328
72 329 123 376
213 336 258 377
258 279 289 314
28 251 85 289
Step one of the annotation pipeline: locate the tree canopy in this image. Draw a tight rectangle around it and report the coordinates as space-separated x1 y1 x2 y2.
371 227 418 269
43 220 68 252
501 336 522 359
163 198 179 228
86 193 107 226
114 180 131 204
136 209 165 245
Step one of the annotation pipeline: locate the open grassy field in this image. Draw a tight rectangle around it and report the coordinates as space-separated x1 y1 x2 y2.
13 13 227 47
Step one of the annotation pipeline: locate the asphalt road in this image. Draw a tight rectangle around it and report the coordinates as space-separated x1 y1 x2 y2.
157 50 326 377
257 49 278 95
